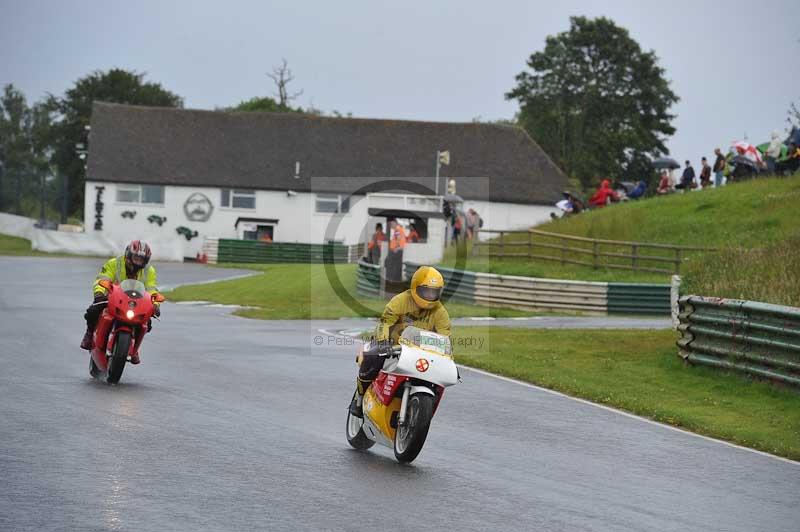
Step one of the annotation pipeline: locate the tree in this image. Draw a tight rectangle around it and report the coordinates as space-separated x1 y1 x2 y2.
0 85 57 217
50 69 183 218
506 17 679 189
268 58 303 108
788 101 800 129
231 96 303 114
0 85 36 214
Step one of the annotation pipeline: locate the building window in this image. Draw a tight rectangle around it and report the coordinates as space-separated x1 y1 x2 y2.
141 185 165 204
315 193 349 214
221 188 255 209
116 185 164 205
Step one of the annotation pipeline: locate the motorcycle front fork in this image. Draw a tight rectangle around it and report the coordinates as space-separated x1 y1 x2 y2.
397 385 411 427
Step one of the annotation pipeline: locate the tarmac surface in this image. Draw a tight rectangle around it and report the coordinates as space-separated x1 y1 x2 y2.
1 257 798 531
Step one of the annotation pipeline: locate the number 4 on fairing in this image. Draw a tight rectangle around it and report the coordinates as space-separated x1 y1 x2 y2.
346 327 460 464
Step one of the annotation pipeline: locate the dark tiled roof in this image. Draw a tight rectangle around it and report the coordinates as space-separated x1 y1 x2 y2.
87 102 567 205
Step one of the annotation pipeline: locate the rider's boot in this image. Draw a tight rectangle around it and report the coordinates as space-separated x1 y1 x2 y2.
80 326 94 350
349 392 363 417
129 351 140 365
348 379 369 417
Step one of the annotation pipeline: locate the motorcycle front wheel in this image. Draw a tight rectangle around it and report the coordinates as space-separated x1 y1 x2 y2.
107 331 131 384
89 357 100 378
393 393 434 463
345 394 374 451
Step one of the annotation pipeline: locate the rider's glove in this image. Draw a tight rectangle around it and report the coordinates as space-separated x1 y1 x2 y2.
153 304 161 318
376 339 394 356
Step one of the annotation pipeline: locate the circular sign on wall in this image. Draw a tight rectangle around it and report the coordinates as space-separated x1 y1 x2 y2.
183 193 214 222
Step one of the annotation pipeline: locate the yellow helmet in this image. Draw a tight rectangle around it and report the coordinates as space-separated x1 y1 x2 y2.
410 266 444 309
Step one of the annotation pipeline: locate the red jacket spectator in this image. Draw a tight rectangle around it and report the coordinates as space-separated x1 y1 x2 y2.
588 179 619 208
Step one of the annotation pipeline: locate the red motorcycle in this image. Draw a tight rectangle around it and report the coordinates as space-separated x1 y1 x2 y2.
90 278 164 383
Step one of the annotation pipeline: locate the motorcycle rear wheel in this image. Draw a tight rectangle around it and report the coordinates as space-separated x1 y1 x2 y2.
393 393 434 463
107 331 131 384
345 394 374 451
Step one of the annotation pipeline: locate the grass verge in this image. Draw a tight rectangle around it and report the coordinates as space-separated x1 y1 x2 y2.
455 327 800 461
0 234 45 256
165 263 540 319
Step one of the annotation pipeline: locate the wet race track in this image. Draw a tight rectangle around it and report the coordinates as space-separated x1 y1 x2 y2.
1 257 798 531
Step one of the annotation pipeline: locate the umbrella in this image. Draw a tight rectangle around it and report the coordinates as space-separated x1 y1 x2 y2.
732 141 763 165
443 193 463 203
651 157 680 170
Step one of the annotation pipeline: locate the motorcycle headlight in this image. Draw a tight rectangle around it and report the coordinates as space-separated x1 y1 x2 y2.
126 309 135 319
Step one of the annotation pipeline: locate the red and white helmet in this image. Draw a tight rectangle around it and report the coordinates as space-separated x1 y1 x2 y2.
125 240 151 271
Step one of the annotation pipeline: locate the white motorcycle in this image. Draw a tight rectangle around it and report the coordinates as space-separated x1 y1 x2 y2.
346 326 459 463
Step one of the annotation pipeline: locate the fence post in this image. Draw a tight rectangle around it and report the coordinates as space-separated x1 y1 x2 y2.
499 231 504 258
674 248 682 274
561 235 566 265
592 241 599 269
528 231 532 258
632 244 638 270
670 275 682 330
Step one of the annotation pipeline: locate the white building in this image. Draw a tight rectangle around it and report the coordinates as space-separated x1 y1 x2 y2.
84 103 568 262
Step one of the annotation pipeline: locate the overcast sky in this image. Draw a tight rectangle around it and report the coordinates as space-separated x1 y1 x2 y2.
2 0 798 167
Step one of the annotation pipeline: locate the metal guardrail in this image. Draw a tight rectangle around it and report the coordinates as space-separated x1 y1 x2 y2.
473 228 714 274
218 239 351 264
607 283 672 314
405 262 668 315
356 260 382 298
358 260 670 315
677 296 800 387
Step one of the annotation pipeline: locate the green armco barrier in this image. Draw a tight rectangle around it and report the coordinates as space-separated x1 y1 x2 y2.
218 239 349 264
356 260 381 298
406 262 670 314
677 296 800 387
607 283 671 314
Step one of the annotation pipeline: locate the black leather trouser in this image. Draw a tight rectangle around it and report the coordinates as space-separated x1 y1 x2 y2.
356 343 387 395
84 294 108 329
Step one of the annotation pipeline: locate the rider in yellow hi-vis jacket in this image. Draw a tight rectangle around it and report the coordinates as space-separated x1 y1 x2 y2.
349 266 451 417
80 240 160 363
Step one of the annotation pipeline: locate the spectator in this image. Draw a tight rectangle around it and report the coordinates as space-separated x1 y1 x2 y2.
776 143 800 174
713 148 726 187
675 160 696 190
656 171 672 195
465 209 480 239
385 219 406 281
699 157 712 188
366 222 385 264
451 212 463 244
627 181 647 199
563 191 585 213
588 179 619 208
407 223 421 243
766 131 783 173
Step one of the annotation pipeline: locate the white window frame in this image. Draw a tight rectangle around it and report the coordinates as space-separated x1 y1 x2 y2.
221 188 256 210
315 193 349 214
115 184 165 205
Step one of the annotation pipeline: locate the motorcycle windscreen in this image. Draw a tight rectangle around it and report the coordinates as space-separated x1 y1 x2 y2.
400 326 452 357
119 279 147 299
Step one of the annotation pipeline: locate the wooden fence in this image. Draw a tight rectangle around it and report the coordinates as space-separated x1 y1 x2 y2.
472 229 713 275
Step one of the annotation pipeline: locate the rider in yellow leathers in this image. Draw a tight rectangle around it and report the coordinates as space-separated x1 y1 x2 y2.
349 266 450 417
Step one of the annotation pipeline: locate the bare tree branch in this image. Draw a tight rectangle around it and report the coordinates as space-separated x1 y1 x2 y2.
267 58 303 107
